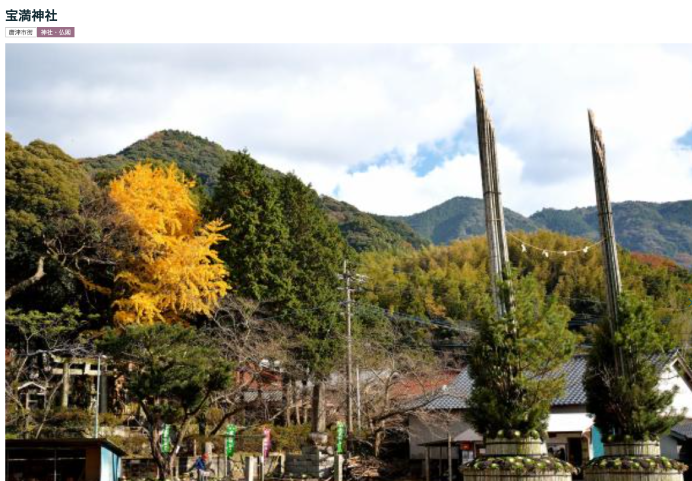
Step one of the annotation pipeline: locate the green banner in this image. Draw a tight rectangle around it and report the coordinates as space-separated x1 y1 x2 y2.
336 421 346 454
225 424 237 458
161 424 171 454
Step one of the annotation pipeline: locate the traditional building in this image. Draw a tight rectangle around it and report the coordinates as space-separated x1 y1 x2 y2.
409 353 692 472
5 438 126 481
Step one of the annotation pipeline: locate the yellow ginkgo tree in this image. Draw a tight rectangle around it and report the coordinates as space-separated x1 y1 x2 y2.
109 162 229 324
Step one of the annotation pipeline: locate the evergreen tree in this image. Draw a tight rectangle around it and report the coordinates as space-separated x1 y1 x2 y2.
208 150 291 304
465 274 577 438
278 173 347 432
584 291 683 441
6 134 81 288
100 324 232 480
5 134 102 308
278 173 347 378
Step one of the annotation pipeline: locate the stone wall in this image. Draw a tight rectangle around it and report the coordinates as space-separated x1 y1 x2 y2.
122 452 284 480
285 445 335 479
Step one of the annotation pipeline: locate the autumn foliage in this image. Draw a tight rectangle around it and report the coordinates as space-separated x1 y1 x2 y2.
109 162 228 324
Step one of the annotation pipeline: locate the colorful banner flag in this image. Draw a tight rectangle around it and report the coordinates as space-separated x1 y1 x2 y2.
161 424 171 454
336 421 346 454
261 427 271 460
225 424 237 458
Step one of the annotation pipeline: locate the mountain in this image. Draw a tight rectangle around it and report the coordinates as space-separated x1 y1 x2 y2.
531 201 692 267
395 197 692 267
81 130 427 252
81 130 228 189
80 131 692 263
320 196 429 252
394 197 542 244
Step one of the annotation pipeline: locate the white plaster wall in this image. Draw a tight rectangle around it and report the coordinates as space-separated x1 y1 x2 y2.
658 364 692 418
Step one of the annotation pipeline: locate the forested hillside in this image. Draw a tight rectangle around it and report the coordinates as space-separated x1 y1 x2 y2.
7 132 692 446
82 130 424 252
13 130 690 330
395 197 692 267
532 201 692 267
394 196 541 243
80 131 692 263
320 196 429 251
357 230 692 336
81 130 228 189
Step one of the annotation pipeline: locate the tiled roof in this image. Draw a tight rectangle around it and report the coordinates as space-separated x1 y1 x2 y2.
553 355 589 406
390 371 459 400
242 390 284 403
671 421 692 441
420 355 589 411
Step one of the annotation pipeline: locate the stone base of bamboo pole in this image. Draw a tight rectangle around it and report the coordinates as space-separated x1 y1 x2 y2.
462 438 575 481
584 442 687 481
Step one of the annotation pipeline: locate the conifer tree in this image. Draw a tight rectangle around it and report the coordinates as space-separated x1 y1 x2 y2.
465 274 577 438
278 173 346 378
208 150 291 304
100 323 232 479
584 291 683 441
278 173 347 432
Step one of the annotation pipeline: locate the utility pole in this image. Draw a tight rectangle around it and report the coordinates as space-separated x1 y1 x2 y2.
474 67 514 321
588 110 625 376
94 354 101 438
343 260 354 435
339 261 367 436
355 365 362 431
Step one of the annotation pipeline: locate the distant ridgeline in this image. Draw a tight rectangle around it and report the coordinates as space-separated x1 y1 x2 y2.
81 130 430 253
393 197 692 268
81 130 692 265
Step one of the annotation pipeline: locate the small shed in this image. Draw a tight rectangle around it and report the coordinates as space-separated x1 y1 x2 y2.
671 421 692 481
420 437 463 481
5 438 126 481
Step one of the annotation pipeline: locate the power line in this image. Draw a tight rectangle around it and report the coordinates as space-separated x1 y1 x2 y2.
258 301 341 322
352 302 478 335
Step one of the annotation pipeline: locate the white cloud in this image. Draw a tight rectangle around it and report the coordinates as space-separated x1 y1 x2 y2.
333 45 692 215
6 44 692 216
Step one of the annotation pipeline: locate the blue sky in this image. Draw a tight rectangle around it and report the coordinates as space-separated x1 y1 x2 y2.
6 44 692 216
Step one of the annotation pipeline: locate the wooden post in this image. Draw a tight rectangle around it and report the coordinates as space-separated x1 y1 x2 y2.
447 433 453 481
99 361 108 413
245 456 257 481
302 379 309 424
61 361 70 408
439 447 443 479
425 446 431 481
334 454 344 481
474 67 514 321
588 110 625 375
355 365 362 431
293 380 301 425
283 373 292 426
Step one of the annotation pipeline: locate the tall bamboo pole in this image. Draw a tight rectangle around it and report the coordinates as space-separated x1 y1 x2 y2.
588 110 625 375
474 67 514 321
